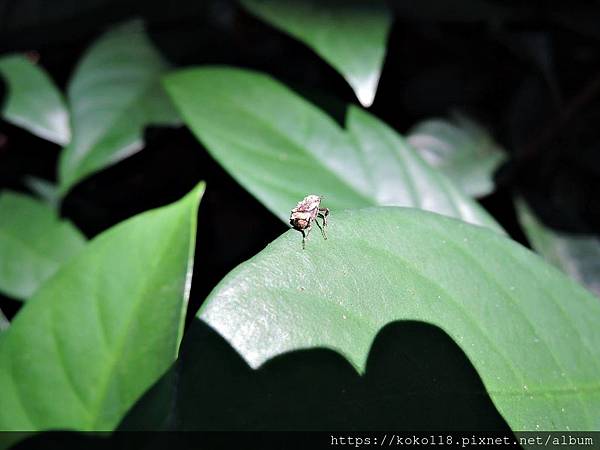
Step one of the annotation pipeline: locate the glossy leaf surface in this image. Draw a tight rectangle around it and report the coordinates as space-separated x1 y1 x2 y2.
58 20 179 194
241 0 392 107
0 183 204 431
0 55 70 145
164 67 503 233
200 207 600 431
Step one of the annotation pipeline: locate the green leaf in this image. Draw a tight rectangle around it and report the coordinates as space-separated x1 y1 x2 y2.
407 115 506 198
240 0 392 107
0 183 204 431
0 55 70 145
199 207 600 431
515 198 600 297
23 176 60 209
58 19 179 195
347 108 503 232
0 308 8 333
164 67 503 233
0 191 86 300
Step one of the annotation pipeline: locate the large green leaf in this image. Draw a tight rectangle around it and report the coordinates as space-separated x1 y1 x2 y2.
240 0 392 107
0 55 70 145
407 115 506 198
164 67 503 233
58 19 179 195
515 198 600 297
0 191 86 300
199 207 600 431
0 183 204 431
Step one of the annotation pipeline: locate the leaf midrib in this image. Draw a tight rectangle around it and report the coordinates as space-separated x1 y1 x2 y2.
0 228 60 266
65 80 158 176
85 209 189 430
205 88 372 198
413 225 594 422
196 109 374 209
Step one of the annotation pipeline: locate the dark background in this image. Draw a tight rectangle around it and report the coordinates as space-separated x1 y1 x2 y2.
1 0 599 434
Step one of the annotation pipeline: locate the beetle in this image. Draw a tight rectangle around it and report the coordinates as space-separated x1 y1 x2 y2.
289 195 329 249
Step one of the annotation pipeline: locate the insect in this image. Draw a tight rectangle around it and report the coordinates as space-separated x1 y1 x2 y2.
289 195 329 249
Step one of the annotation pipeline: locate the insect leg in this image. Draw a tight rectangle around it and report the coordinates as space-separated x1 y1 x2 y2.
315 217 327 240
318 207 329 239
318 207 329 225
302 224 312 249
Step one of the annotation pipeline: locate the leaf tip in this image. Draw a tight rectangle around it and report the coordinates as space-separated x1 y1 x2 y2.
185 181 206 207
352 78 378 108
